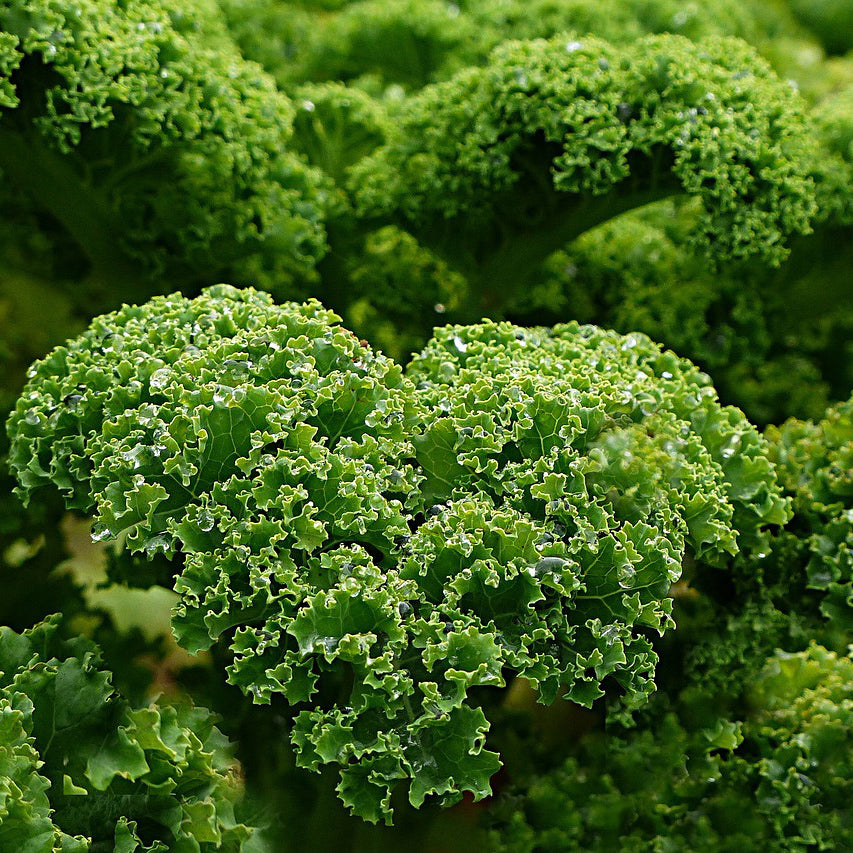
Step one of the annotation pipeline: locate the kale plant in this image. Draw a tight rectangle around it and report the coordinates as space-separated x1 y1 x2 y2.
8 284 786 824
0 614 264 851
1 1 851 849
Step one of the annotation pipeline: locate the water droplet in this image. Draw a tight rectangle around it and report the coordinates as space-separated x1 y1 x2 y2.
144 534 171 555
618 565 636 588
720 435 741 460
101 333 123 353
149 368 172 390
398 601 412 618
566 40 583 53
437 361 456 382
452 335 468 353
223 359 252 379
24 410 41 425
197 510 215 532
434 303 446 314
137 404 159 426
120 446 147 469
532 556 569 578
213 385 233 405
91 525 112 543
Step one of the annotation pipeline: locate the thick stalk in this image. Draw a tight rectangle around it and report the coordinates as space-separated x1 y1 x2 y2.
348 156 684 323
0 127 145 294
469 181 682 314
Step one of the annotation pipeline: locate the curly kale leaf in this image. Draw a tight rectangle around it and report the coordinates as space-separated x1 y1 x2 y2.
763 396 853 632
491 645 853 852
351 33 817 311
8 285 786 822
0 614 264 852
0 0 328 303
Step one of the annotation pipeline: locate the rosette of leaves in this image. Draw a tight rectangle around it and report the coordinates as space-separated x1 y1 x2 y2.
0 0 329 307
0 614 264 851
490 645 853 852
400 321 787 737
351 33 817 313
7 285 427 823
8 286 786 823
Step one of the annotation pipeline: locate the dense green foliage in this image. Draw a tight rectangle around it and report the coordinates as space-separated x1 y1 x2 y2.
0 614 264 851
7 285 787 821
765 395 853 632
1 0 851 849
492 645 853 851
0 0 328 305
